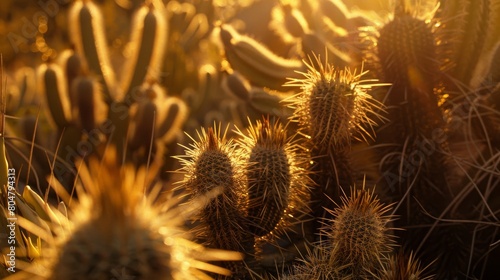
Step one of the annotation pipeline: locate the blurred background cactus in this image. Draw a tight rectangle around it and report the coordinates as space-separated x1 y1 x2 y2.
1 0 499 279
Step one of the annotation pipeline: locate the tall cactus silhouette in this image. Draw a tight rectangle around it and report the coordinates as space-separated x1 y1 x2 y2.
371 1 471 277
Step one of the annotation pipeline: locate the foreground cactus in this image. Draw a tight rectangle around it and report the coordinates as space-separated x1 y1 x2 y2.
4 148 241 280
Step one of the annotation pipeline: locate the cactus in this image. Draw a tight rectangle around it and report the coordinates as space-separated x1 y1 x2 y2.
235 117 311 238
286 54 385 230
2 0 500 278
3 148 241 280
120 3 167 102
284 185 402 279
324 187 395 277
37 63 72 129
219 24 305 91
69 0 116 103
176 126 252 277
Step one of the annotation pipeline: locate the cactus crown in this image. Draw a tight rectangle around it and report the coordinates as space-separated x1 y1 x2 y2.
286 54 386 150
378 251 433 280
323 186 395 273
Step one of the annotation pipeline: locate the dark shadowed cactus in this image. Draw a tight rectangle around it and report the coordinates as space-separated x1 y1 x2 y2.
373 2 470 277
37 63 72 129
72 75 108 133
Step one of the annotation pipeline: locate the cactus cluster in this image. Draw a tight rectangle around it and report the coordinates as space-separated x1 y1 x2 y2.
176 120 311 278
1 0 500 279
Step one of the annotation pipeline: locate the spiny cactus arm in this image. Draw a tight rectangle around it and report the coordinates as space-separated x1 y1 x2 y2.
69 0 116 103
325 187 396 276
37 63 72 130
219 24 305 91
120 3 167 103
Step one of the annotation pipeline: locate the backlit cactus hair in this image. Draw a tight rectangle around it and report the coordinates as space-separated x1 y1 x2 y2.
286 54 386 151
8 148 241 280
235 116 311 238
323 186 396 277
284 184 397 279
175 125 252 277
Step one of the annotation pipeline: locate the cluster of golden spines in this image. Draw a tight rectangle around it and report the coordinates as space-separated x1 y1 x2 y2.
284 186 397 279
324 188 395 274
286 55 385 150
378 251 432 280
283 245 343 280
